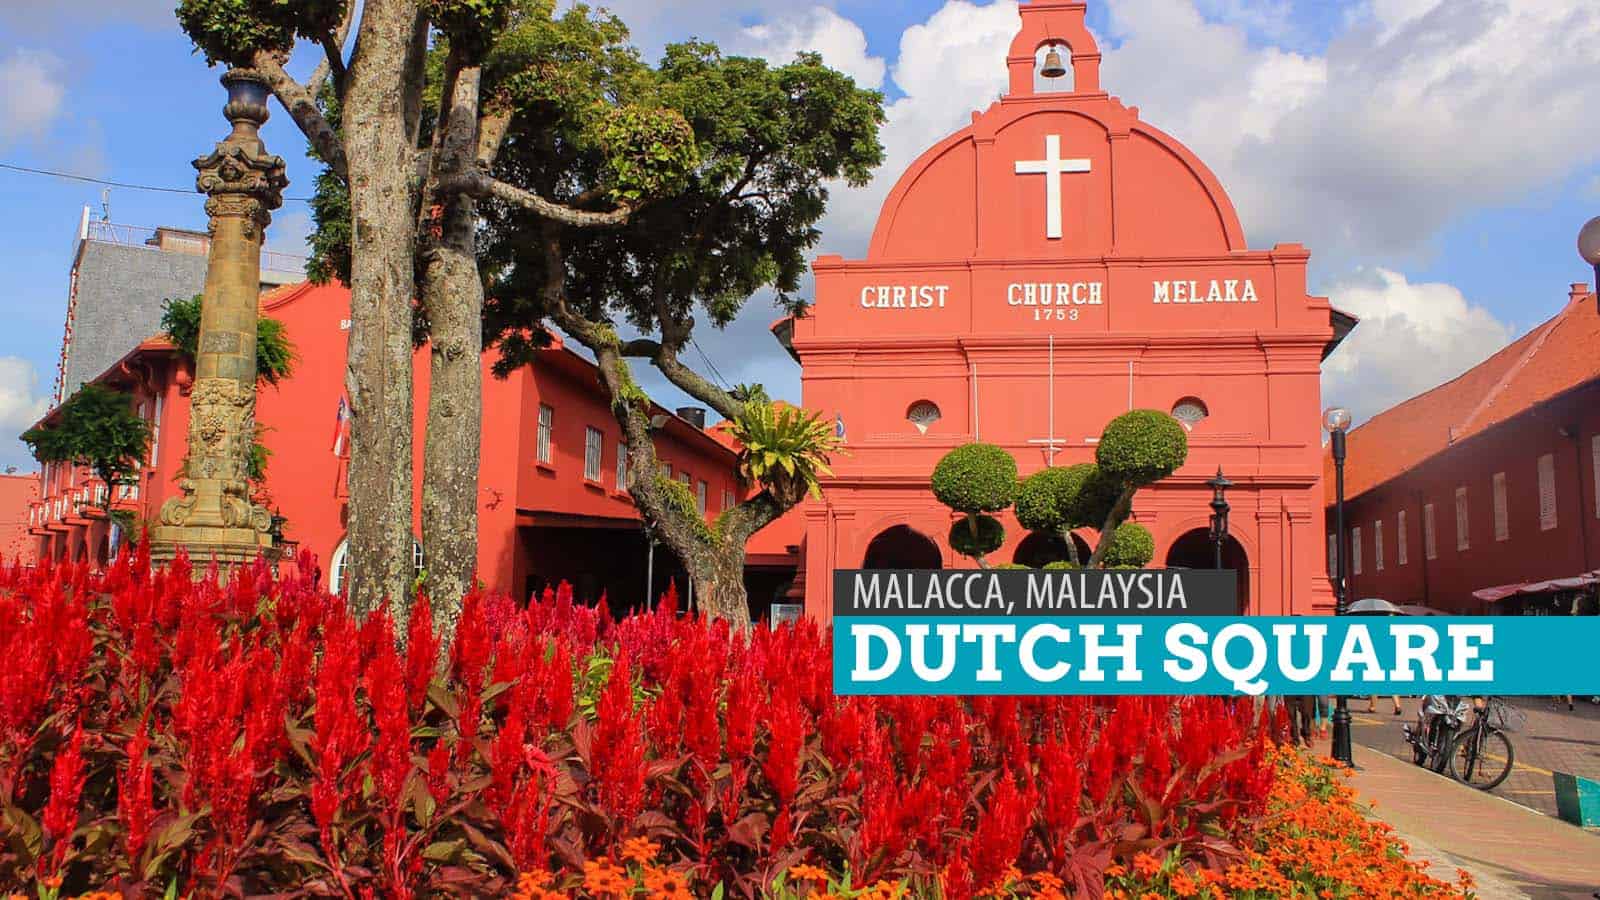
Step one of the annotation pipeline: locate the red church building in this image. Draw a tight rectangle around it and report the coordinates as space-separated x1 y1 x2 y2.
775 0 1348 620
25 281 763 611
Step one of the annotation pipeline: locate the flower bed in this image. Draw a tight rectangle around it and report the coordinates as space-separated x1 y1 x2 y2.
0 551 1459 898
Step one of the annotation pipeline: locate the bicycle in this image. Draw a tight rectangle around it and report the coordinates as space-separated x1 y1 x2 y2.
1447 696 1521 791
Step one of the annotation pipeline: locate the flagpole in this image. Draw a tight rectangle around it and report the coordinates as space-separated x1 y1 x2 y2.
1047 334 1055 467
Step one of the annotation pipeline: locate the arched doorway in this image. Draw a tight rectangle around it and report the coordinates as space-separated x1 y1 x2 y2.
1165 528 1250 614
1012 531 1093 567
862 525 942 570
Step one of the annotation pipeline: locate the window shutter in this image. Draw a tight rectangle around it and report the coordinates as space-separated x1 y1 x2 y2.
1373 520 1384 571
1492 472 1508 542
1397 510 1408 566
1424 503 1437 560
1351 525 1362 575
1537 453 1557 531
1455 487 1469 551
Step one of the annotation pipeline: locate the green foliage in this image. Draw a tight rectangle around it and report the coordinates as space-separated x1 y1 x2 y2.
1043 560 1081 571
1095 409 1188 487
21 385 150 506
1013 463 1119 533
948 515 1005 560
160 295 297 386
994 563 1030 570
1102 522 1156 568
177 0 346 68
593 103 700 202
425 0 515 57
654 473 713 543
931 443 1017 514
481 23 886 370
728 403 841 505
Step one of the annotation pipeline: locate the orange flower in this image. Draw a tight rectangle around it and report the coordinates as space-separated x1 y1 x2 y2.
1457 868 1476 889
1132 853 1162 878
789 864 829 883
1105 863 1127 878
642 867 694 900
621 836 660 865
582 857 632 897
1169 869 1198 898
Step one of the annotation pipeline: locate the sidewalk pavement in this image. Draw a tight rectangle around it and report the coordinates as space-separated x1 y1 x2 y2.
1350 743 1600 900
1351 697 1600 820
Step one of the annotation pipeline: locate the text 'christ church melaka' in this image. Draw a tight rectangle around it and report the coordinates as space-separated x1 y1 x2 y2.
768 0 1351 619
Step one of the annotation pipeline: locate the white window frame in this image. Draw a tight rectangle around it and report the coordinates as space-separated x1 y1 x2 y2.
1492 472 1509 542
723 489 736 513
1538 453 1557 531
696 479 708 514
149 394 163 468
1327 533 1337 576
1351 525 1363 576
1424 503 1438 560
616 443 628 490
1373 519 1384 572
1592 435 1600 521
1397 510 1408 567
536 404 554 464
583 426 603 481
330 536 425 594
1455 486 1470 551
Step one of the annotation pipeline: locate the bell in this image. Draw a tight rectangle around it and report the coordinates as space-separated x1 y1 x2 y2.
1040 47 1068 79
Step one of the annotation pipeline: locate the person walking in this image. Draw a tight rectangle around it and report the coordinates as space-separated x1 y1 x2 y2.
1367 695 1403 716
1288 694 1317 747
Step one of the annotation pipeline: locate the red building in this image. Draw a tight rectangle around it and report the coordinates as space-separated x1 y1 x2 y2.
1 471 39 565
774 0 1348 620
25 281 765 612
1328 282 1600 614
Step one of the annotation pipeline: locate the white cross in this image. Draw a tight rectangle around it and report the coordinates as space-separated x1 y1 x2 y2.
1014 135 1091 240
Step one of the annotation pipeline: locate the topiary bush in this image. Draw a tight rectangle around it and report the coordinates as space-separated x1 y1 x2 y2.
1043 560 1080 571
1102 522 1156 568
1095 410 1188 487
931 443 1017 514
948 515 1005 560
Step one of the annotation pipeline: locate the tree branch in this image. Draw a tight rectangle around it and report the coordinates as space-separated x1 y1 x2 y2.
439 170 638 227
476 107 512 168
1085 485 1136 568
307 0 358 100
251 53 348 181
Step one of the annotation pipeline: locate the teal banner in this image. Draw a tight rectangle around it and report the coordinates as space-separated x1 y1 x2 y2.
831 616 1600 696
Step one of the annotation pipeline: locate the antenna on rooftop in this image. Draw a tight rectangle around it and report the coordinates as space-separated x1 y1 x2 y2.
100 188 111 222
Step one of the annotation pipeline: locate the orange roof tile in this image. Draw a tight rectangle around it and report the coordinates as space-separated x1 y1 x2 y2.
1326 283 1599 503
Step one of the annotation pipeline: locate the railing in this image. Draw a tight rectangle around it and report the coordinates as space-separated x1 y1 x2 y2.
83 220 307 277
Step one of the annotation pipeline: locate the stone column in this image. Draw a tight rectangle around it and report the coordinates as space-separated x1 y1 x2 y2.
149 69 287 569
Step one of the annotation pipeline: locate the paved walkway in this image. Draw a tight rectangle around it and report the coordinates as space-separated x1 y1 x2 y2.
1351 697 1600 819
1349 743 1600 899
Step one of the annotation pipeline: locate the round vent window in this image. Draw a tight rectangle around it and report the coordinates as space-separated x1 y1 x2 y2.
907 401 942 434
1171 397 1209 428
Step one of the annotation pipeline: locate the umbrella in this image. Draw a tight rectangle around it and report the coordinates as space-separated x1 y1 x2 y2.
1346 597 1402 615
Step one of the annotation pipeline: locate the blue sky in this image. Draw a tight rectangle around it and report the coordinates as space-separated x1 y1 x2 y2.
2 0 1597 471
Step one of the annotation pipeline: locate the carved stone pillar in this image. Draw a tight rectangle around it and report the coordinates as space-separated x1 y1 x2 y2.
149 69 287 570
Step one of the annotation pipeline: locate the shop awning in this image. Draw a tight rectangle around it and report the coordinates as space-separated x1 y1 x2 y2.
1472 570 1600 603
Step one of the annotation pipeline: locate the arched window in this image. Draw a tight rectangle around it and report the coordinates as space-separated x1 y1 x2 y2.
329 536 425 594
1171 397 1209 429
907 400 942 434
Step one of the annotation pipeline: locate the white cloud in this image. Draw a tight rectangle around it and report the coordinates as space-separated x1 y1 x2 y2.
736 7 886 89
1098 0 1600 264
1320 268 1512 423
0 49 66 149
0 356 51 470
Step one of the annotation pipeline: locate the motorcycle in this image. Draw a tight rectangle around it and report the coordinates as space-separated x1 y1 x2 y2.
1402 694 1469 773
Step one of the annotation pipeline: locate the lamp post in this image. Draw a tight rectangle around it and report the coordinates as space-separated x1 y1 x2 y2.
1324 405 1354 766
1207 466 1232 570
1579 217 1600 315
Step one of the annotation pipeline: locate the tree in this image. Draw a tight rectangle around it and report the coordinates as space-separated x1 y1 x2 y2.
468 27 883 625
1014 462 1117 566
22 385 151 511
932 443 1017 569
1085 409 1188 568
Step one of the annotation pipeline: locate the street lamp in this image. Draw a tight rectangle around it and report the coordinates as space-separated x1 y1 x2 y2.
1579 217 1600 315
1324 405 1354 766
1207 466 1232 570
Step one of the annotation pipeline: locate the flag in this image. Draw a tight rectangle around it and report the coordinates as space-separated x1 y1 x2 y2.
331 396 351 457
834 413 846 443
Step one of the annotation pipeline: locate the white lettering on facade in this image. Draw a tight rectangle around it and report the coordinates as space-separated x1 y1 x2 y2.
860 285 950 310
1151 279 1258 304
1006 281 1104 306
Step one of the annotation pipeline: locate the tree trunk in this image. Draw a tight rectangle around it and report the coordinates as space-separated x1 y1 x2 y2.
1085 485 1136 569
1057 525 1080 566
341 0 424 622
419 61 484 643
